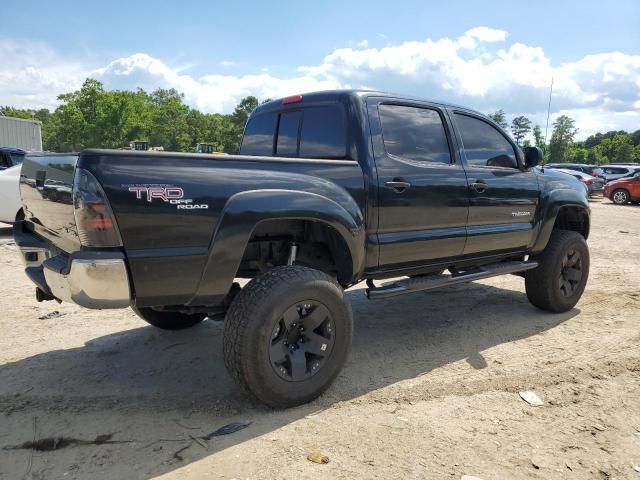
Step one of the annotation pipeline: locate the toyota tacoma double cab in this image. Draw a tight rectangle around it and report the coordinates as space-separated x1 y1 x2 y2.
15 90 590 407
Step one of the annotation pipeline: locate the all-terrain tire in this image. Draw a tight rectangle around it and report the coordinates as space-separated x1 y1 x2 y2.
132 307 206 330
525 230 589 313
611 189 630 205
223 265 353 408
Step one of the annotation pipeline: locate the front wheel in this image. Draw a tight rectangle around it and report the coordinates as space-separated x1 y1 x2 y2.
612 189 630 205
132 307 206 330
525 230 589 313
223 266 353 408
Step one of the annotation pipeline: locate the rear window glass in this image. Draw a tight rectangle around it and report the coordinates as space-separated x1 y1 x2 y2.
9 153 24 166
300 106 347 159
276 111 301 156
240 112 277 156
379 104 451 164
242 105 349 159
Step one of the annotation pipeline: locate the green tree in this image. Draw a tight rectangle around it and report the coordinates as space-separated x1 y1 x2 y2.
149 88 190 151
567 145 588 164
532 125 545 149
232 96 259 128
548 115 578 163
586 149 601 165
597 133 633 164
510 116 532 145
488 109 508 129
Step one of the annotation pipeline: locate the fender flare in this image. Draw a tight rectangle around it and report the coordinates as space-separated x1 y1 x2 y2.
531 189 590 254
187 189 365 306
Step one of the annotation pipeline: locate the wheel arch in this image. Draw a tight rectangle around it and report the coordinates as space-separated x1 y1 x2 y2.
187 189 365 306
241 218 355 283
532 203 590 255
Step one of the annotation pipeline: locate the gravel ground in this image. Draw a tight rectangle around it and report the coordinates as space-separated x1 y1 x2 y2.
0 198 639 480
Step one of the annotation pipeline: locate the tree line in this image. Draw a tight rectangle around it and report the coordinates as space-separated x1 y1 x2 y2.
488 110 640 165
0 78 263 154
2 77 639 165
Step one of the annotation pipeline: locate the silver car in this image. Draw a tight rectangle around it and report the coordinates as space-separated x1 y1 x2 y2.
601 165 640 182
554 168 604 196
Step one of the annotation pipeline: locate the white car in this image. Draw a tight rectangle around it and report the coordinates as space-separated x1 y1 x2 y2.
0 165 23 224
600 165 640 182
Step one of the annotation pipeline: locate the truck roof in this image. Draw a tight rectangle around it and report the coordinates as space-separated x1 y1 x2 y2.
253 89 485 117
0 147 27 155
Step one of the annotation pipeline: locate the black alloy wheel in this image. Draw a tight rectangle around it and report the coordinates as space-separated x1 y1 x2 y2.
558 249 583 297
269 301 335 382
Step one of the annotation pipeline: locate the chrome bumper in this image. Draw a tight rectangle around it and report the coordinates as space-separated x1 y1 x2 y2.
19 247 131 309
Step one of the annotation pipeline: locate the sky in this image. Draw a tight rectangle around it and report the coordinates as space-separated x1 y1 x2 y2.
1 0 639 139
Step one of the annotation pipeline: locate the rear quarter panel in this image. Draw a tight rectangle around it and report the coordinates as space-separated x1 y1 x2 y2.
79 151 365 307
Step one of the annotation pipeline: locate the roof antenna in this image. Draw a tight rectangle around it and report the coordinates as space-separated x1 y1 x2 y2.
544 76 554 147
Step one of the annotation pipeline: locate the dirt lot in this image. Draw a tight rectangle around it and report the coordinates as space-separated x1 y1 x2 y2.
0 198 638 480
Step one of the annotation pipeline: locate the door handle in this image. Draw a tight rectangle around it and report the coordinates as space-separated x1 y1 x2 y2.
470 181 487 193
385 179 411 193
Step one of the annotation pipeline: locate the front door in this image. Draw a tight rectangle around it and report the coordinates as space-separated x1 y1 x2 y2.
368 99 469 269
449 111 540 255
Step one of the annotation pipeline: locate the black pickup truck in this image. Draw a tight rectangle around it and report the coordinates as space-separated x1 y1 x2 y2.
15 90 590 407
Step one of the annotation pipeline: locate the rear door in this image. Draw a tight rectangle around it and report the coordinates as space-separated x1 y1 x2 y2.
449 111 540 255
368 98 469 268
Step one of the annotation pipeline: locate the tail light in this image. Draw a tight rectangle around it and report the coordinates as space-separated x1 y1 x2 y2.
73 168 122 247
583 178 593 185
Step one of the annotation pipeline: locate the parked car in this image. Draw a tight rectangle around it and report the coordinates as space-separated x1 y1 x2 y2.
553 168 604 196
545 163 604 178
603 171 640 204
15 90 590 408
0 147 26 170
600 165 640 183
0 148 27 223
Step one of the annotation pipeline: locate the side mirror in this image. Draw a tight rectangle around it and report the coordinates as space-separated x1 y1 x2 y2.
524 146 543 168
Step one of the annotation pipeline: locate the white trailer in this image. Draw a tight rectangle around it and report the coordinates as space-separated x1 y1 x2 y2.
0 116 43 151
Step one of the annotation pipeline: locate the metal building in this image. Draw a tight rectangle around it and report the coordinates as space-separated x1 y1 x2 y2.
0 116 43 151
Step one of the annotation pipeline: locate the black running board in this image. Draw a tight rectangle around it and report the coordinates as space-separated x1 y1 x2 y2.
365 260 539 299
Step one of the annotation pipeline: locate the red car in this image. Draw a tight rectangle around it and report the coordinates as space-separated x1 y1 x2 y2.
603 171 640 205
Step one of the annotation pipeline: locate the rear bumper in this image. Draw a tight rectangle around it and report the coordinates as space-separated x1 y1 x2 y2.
42 258 131 309
15 223 131 309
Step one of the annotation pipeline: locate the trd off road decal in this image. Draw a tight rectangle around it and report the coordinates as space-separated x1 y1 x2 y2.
125 184 209 210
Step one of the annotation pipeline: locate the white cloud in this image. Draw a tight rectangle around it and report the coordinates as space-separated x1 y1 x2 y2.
0 40 85 109
464 26 508 43
1 28 639 139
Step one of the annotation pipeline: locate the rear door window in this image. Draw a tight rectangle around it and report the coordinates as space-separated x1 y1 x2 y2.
378 104 451 164
276 111 302 156
454 113 518 168
240 112 277 156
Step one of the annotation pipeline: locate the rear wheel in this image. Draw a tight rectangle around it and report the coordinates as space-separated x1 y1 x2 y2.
612 189 630 205
132 307 206 330
525 230 589 313
223 265 353 408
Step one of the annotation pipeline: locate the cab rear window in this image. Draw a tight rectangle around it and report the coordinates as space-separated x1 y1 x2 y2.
240 112 277 156
241 105 348 159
